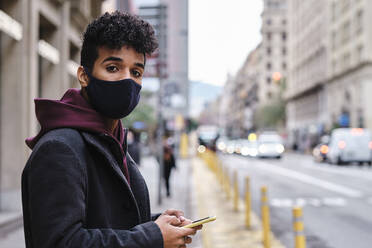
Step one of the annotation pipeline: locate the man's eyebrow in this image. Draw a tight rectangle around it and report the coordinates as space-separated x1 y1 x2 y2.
135 62 145 69
101 56 123 64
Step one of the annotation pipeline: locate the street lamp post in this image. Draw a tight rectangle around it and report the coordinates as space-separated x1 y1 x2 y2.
156 5 167 205
139 4 167 205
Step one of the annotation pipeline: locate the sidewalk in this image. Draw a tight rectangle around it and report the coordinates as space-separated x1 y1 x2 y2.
0 211 24 247
139 156 202 248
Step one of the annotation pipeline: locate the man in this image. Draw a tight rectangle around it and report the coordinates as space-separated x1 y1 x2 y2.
22 11 200 248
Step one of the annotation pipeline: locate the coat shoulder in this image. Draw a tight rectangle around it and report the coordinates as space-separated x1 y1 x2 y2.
29 128 89 171
25 128 90 181
34 128 85 151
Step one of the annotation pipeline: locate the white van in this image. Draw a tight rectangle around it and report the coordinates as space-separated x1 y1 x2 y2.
327 128 372 165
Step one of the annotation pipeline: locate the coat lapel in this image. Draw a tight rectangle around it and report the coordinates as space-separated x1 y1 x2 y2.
80 132 141 222
126 153 152 222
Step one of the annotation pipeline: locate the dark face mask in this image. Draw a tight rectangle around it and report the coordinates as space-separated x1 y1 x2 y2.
84 68 142 119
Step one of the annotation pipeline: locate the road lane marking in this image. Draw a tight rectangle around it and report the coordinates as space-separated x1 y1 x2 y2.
322 197 347 206
300 161 372 181
255 161 363 198
270 197 347 208
271 198 293 208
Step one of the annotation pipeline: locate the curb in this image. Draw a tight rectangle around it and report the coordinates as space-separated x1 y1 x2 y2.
0 212 23 237
192 157 285 248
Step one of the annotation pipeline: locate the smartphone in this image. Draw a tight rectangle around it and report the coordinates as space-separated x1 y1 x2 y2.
183 216 217 228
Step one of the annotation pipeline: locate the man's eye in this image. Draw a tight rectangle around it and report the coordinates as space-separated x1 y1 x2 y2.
106 66 118 73
132 70 142 78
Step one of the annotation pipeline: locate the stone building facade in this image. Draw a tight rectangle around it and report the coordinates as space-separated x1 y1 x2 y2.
326 0 372 130
0 0 103 211
286 0 372 150
286 0 330 150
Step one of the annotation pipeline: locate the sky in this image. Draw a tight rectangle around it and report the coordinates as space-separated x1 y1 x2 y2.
132 0 263 88
189 0 263 86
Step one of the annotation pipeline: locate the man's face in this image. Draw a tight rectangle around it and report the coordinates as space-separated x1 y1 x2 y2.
78 45 145 87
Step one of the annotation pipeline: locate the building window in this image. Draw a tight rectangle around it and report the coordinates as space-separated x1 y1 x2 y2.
282 19 286 25
342 53 350 69
332 31 337 50
282 62 287 70
282 47 286 55
267 62 271 70
266 19 272 25
267 32 272 40
282 32 287 41
267 91 272 99
267 77 271 84
341 21 350 45
355 9 363 35
267 47 271 55
332 1 337 22
332 60 337 74
341 0 349 14
357 45 364 63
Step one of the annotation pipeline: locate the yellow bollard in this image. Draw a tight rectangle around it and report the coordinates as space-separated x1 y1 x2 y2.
225 169 231 199
245 176 251 228
233 171 239 211
293 207 306 248
217 161 223 186
261 186 271 248
180 133 188 158
212 153 218 175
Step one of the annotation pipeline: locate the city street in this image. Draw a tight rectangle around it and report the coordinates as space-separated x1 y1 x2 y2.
219 152 372 248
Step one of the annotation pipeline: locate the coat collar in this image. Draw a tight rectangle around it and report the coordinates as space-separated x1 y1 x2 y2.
80 132 141 221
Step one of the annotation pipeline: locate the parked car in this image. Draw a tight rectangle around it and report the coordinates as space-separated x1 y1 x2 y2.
257 132 285 159
240 140 258 157
225 140 236 154
216 137 228 152
327 128 372 165
233 139 258 157
312 143 329 162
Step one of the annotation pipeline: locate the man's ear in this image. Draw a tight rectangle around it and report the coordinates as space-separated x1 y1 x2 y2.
77 66 89 87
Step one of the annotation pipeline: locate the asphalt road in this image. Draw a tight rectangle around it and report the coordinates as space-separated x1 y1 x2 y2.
219 152 372 248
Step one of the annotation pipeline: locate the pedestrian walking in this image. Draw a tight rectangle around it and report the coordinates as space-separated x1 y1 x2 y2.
21 11 200 248
163 145 177 197
128 130 141 166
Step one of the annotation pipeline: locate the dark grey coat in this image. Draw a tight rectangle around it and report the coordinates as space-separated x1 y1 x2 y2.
21 128 163 248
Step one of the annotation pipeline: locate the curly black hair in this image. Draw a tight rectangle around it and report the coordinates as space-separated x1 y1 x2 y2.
81 11 158 71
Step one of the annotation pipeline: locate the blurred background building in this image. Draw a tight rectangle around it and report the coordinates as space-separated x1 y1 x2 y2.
217 0 288 139
212 0 372 152
138 0 189 120
326 0 372 131
0 0 103 211
286 0 329 151
285 0 372 151
161 0 189 119
258 0 288 105
221 47 261 138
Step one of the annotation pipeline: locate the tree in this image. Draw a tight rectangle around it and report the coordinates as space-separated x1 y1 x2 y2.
254 98 285 129
253 77 286 129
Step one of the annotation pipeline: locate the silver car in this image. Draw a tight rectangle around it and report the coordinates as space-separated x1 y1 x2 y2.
257 132 285 159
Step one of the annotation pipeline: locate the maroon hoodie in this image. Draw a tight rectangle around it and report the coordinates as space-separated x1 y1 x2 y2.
26 88 130 183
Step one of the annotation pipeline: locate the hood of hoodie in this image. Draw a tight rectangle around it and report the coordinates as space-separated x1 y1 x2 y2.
26 88 125 149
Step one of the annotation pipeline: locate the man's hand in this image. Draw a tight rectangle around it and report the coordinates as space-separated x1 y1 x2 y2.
155 215 197 248
163 209 186 223
163 209 203 231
